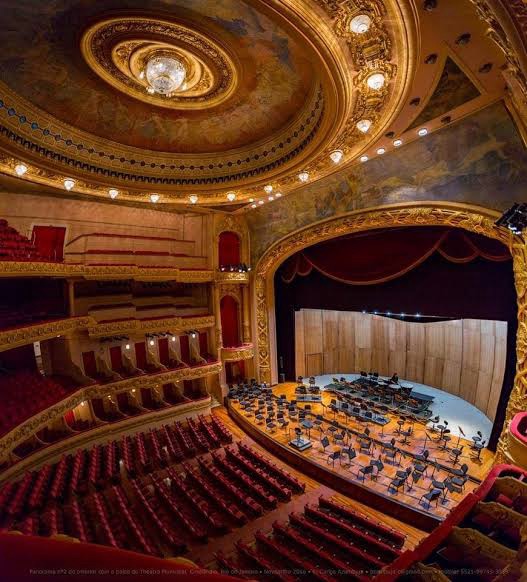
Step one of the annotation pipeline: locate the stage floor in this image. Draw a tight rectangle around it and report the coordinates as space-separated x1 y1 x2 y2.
310 374 493 442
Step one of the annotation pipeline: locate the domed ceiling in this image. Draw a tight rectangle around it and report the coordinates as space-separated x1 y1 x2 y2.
5 0 512 212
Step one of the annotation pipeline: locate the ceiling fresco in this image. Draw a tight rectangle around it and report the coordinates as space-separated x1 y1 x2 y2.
0 0 315 153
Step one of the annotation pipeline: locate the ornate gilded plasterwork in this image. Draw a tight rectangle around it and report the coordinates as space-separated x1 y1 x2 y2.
0 361 222 460
216 271 250 284
221 345 254 362
81 17 237 110
87 315 215 339
219 285 242 304
0 316 92 353
253 202 524 462
0 261 213 283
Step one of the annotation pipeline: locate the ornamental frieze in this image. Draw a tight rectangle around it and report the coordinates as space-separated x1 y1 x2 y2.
221 345 255 362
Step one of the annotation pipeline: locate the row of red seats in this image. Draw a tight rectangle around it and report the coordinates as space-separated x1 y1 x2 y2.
0 371 73 437
225 446 292 502
208 414 233 443
211 450 278 509
27 464 52 511
0 220 49 262
173 422 197 457
186 418 210 451
130 479 186 554
197 415 221 448
237 441 305 493
160 424 184 463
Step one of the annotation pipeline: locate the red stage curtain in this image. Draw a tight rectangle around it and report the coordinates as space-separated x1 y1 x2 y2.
134 342 147 369
31 226 66 261
282 226 510 285
158 338 169 365
82 351 97 377
109 346 122 371
179 335 190 364
219 231 240 265
220 295 240 347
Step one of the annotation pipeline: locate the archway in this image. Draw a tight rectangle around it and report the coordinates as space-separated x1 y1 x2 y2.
253 201 526 461
220 295 240 347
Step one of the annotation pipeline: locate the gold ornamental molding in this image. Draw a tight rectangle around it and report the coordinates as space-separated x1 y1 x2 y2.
0 361 222 461
0 261 214 283
221 344 255 362
81 16 238 110
0 316 94 353
87 315 215 339
253 202 525 462
216 271 250 284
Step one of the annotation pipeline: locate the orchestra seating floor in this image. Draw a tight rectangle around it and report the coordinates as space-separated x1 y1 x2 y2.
203 409 426 570
313 374 493 441
227 383 495 523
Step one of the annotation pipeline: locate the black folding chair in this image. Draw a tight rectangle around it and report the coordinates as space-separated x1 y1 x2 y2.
327 450 341 467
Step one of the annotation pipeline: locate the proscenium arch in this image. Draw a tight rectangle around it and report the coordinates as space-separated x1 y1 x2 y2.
253 201 526 463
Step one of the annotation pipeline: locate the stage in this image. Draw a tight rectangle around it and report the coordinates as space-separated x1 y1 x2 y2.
227 382 495 530
309 374 493 442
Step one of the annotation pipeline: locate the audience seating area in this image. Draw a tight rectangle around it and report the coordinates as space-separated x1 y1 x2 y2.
0 417 313 563
0 371 76 437
0 220 46 262
215 495 405 581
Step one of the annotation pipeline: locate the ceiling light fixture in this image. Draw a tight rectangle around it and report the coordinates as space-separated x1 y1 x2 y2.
258 200 264 205
189 194 198 204
275 192 282 197
350 14 372 34
367 72 385 90
249 198 254 202
109 189 119 199
418 127 428 136
14 163 28 176
360 155 369 163
377 147 386 155
356 119 372 133
226 191 236 202
145 56 186 95
264 185 273 194
150 193 160 203
268 195 274 201
64 179 75 191
330 150 343 164
393 139 403 147
298 171 309 183
251 203 257 208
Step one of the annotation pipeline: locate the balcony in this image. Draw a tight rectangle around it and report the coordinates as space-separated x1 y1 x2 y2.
215 270 250 284
221 344 254 362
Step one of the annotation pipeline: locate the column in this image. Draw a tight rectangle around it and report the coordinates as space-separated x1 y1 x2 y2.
67 280 76 316
242 284 251 343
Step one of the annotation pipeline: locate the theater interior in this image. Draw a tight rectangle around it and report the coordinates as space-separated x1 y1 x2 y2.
0 0 527 580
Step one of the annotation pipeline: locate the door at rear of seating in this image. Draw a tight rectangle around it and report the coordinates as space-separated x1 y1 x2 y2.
158 337 169 365
109 346 123 372
82 351 97 377
135 342 147 369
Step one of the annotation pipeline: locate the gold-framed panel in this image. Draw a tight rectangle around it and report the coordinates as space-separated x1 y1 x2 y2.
253 202 525 462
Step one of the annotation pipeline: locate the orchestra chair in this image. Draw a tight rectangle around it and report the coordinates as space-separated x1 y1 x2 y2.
314 414 324 431
407 469 423 491
320 436 330 453
327 450 341 468
370 458 384 480
450 463 469 480
449 445 464 466
255 413 265 425
471 430 483 450
341 447 357 466
383 439 400 465
420 488 442 510
471 440 486 461
388 475 406 494
265 417 277 433
399 425 413 446
358 464 374 481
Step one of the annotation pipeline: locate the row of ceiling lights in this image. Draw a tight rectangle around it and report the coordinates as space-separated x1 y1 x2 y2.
12 123 428 208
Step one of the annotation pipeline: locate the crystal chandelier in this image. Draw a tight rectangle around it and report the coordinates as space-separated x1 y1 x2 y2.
145 56 186 95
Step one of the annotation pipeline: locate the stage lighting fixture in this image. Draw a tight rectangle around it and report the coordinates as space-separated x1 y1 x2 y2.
495 203 527 235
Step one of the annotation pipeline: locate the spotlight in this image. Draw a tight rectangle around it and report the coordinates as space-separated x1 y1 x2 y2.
415 313 421 318
495 203 527 236
386 311 392 316
400 313 406 318
15 163 28 176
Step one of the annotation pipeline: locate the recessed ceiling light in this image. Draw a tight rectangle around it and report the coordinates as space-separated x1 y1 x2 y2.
251 204 257 208
393 139 403 147
350 14 372 34
356 119 372 133
330 150 343 164
367 73 385 90
264 185 273 194
360 155 369 163
14 163 28 176
418 127 428 136
150 193 160 203
249 198 254 202
108 189 119 199
268 196 274 201
275 192 282 197
189 194 198 204
226 191 236 201
258 200 264 205
377 147 386 155
63 179 75 191
298 171 309 183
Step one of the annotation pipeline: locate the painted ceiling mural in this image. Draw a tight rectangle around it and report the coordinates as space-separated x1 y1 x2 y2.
0 0 314 153
247 102 527 263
